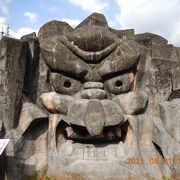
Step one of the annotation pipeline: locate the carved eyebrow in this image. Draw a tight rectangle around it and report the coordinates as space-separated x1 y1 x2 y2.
51 70 84 82
41 47 91 80
59 36 121 63
100 69 136 82
96 45 140 79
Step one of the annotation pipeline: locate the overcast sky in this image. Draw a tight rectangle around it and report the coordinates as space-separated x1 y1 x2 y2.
0 0 180 46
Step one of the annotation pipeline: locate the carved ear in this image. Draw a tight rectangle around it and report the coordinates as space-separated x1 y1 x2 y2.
41 47 55 69
38 20 73 42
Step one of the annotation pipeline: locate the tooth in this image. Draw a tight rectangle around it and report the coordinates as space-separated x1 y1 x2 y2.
116 127 121 137
66 127 74 137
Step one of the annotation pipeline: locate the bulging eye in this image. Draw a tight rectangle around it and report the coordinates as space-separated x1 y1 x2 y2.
64 80 71 88
50 73 82 95
115 80 123 87
104 73 134 94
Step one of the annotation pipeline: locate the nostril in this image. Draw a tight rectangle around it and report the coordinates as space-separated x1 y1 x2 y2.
84 82 103 89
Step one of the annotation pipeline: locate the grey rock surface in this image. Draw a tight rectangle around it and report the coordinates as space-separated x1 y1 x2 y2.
76 12 108 28
0 37 27 131
21 33 40 103
0 12 180 180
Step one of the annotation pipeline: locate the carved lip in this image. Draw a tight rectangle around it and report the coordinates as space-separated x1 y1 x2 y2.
68 99 124 136
62 121 127 143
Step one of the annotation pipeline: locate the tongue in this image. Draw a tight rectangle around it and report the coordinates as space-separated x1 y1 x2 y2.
84 100 105 136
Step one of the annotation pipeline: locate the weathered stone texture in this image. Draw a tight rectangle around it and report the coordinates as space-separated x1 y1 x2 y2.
38 20 73 44
0 13 180 180
150 44 180 102
21 33 40 103
0 37 27 131
76 12 108 28
109 28 135 40
135 32 168 47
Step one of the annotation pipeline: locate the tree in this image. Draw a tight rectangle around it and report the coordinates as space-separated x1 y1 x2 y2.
0 27 5 39
0 25 10 39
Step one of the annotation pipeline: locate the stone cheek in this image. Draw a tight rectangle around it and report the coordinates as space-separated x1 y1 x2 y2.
40 92 73 114
101 100 124 126
113 91 148 115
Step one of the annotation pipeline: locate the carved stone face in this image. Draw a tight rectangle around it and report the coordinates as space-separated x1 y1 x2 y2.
40 25 148 143
4 13 180 179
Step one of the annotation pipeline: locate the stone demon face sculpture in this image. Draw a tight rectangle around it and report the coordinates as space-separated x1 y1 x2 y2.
4 13 179 180
40 25 148 143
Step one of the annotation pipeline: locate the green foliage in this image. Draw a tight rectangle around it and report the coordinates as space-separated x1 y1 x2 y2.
162 177 174 180
25 176 56 180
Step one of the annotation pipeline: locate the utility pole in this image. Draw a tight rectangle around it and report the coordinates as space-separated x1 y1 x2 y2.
6 25 10 37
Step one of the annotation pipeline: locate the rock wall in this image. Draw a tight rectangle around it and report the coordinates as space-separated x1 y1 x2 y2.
0 37 27 132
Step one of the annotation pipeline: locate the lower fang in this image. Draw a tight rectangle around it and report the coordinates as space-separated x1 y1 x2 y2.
66 127 74 137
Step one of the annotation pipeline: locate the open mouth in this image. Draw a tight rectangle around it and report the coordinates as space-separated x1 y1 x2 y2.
56 120 129 144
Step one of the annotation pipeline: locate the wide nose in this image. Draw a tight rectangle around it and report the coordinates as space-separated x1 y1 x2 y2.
81 82 107 99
